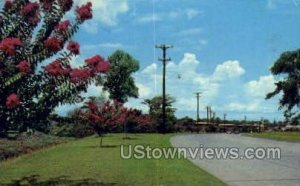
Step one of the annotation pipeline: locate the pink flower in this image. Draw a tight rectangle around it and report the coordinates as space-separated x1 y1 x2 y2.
44 37 62 52
69 68 91 83
88 112 101 124
16 60 31 73
45 61 64 76
96 61 110 73
20 2 39 16
0 38 22 56
56 20 70 33
67 40 80 55
58 0 73 12
6 93 20 109
40 0 55 10
88 101 98 111
84 55 110 73
76 2 93 22
85 55 104 66
3 0 12 11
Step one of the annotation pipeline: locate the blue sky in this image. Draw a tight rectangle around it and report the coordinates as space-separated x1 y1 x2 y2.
17 0 300 121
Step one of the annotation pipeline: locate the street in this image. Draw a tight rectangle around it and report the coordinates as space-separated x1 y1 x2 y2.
171 134 300 186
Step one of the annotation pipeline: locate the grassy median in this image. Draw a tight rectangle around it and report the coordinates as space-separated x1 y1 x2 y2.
247 132 300 142
0 134 225 186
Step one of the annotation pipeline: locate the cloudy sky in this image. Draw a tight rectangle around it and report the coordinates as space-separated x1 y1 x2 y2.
53 0 300 121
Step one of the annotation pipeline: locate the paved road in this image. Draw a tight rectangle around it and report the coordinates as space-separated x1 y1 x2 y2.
171 134 300 186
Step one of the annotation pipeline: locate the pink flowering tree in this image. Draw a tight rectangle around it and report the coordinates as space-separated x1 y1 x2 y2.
80 99 153 146
0 1 110 137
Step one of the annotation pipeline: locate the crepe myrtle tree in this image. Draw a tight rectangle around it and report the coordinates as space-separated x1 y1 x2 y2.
81 99 153 147
0 0 111 137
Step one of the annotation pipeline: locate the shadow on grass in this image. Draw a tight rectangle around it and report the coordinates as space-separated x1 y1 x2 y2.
86 145 119 148
122 137 139 140
1 175 120 186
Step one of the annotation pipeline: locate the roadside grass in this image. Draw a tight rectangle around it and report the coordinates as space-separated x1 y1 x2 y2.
247 132 300 142
0 134 225 186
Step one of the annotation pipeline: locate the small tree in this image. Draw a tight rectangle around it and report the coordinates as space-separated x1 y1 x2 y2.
0 1 111 137
266 49 300 123
103 50 140 103
82 99 153 147
143 95 177 132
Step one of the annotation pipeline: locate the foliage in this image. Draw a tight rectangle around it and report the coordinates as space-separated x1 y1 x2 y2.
142 95 177 132
81 99 154 136
266 49 300 122
103 50 139 103
0 1 110 137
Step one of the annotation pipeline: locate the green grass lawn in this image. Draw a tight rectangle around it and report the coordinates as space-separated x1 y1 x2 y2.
0 134 225 186
247 132 300 142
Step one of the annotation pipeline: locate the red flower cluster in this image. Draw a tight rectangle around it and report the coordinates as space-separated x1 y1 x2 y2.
3 0 12 11
58 0 73 12
67 40 80 55
76 2 93 22
69 68 91 83
88 101 98 112
6 93 20 109
85 55 110 73
0 37 21 56
88 112 102 124
56 20 70 33
16 60 31 73
20 2 40 25
45 61 64 76
84 100 153 133
21 2 39 15
44 37 62 52
40 0 55 10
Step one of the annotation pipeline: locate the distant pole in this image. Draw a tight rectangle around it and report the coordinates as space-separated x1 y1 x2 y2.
206 106 210 124
156 44 173 134
209 107 212 123
194 92 202 122
223 113 227 124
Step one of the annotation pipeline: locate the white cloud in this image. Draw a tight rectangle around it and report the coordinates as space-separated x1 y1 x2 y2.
245 75 276 98
141 63 157 75
213 60 245 81
81 43 124 51
73 0 129 33
136 83 151 98
174 28 203 37
137 14 162 23
80 83 105 98
137 8 202 24
185 9 201 19
78 0 129 26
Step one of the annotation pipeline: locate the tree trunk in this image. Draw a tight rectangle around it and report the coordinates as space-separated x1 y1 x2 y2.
100 136 103 147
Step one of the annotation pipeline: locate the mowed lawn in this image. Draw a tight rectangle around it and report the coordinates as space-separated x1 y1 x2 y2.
0 134 225 186
247 132 300 142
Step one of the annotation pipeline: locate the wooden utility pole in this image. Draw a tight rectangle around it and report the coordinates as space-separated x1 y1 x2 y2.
156 44 173 134
194 92 202 122
207 106 211 124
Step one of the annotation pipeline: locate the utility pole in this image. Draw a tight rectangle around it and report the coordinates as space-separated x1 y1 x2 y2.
206 106 211 124
194 92 202 123
223 113 227 124
156 44 173 134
